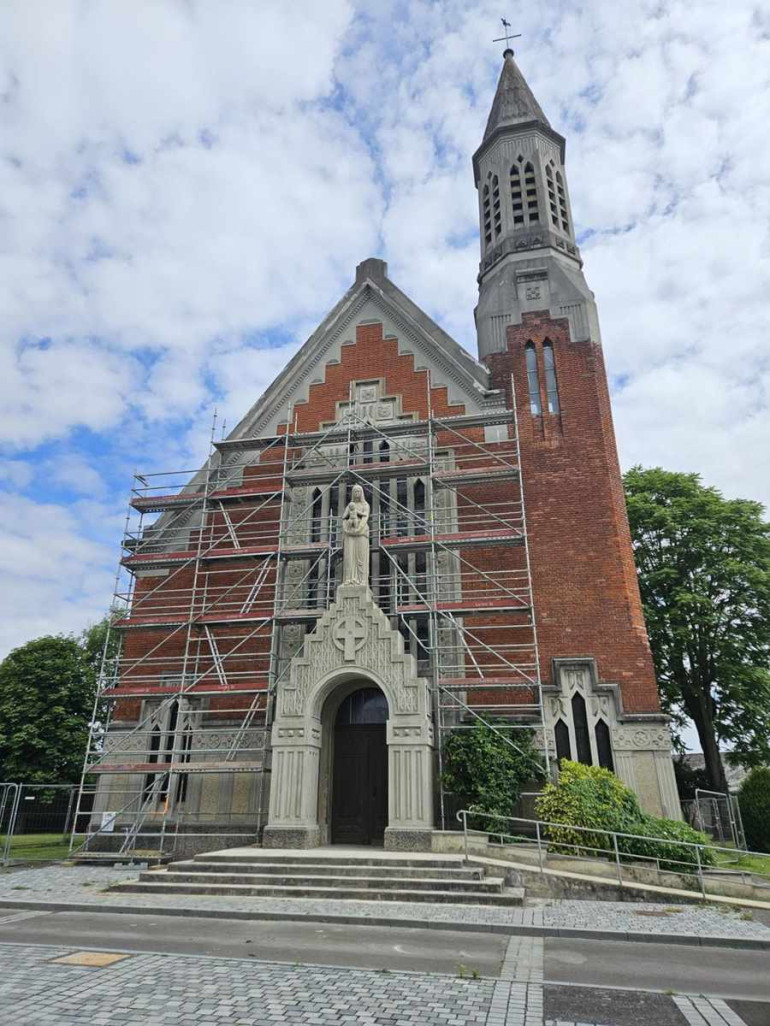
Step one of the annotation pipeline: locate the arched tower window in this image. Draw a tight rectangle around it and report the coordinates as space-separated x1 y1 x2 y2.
482 182 492 247
510 162 524 225
523 162 539 223
546 164 558 228
543 342 560 414
525 343 542 416
491 175 501 238
555 171 569 232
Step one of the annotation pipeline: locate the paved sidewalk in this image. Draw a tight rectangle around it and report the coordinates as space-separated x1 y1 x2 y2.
0 936 756 1026
1 865 768 946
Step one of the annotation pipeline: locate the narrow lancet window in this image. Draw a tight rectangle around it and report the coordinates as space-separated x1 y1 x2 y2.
482 183 492 247
510 163 524 225
524 162 539 223
543 342 560 414
555 171 569 232
525 343 542 416
492 175 501 238
546 164 558 227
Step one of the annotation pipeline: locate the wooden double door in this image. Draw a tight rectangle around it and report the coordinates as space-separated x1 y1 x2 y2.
331 723 388 845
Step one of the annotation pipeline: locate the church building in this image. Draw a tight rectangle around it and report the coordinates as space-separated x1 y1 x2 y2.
80 50 680 855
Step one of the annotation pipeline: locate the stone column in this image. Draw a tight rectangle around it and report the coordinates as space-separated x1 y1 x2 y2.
384 720 435 851
262 721 322 848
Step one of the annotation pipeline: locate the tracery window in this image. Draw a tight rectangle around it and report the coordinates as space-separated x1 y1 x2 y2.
525 343 542 416
482 183 492 247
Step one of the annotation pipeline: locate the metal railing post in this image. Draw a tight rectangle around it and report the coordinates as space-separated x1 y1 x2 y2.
3 784 21 866
695 843 705 899
612 832 622 886
535 820 543 872
461 811 468 860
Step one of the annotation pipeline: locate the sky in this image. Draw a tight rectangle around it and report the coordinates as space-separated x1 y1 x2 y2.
1 1 769 750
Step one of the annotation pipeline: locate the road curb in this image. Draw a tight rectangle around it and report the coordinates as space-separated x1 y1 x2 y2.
0 897 768 950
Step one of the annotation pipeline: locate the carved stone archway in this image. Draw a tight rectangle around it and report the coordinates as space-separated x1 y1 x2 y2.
263 584 435 849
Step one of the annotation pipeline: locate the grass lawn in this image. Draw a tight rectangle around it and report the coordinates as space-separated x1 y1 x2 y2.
0 832 73 862
712 847 770 879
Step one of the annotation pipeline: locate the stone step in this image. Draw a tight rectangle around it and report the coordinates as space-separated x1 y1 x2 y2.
144 870 504 893
193 853 470 871
113 879 524 906
171 860 484 881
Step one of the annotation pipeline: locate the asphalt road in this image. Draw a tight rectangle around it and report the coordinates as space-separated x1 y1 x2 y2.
1 908 769 1006
0 909 508 976
545 937 770 1003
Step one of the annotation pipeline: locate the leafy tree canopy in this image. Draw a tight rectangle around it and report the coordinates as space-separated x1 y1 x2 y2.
0 611 119 785
624 467 770 793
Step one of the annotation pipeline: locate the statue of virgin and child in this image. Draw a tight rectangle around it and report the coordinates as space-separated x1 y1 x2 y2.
341 484 370 587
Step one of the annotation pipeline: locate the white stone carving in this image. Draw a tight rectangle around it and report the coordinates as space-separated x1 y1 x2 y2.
341 484 370 586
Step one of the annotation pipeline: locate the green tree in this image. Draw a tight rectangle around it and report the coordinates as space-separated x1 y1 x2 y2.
738 767 770 854
624 467 770 793
441 723 544 828
0 635 99 784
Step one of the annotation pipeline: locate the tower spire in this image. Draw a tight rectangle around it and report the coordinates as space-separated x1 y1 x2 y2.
483 49 550 142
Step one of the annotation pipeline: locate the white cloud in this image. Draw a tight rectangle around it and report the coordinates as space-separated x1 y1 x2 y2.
1 0 769 726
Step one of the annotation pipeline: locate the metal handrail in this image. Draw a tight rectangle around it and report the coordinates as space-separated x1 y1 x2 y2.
455 809 770 900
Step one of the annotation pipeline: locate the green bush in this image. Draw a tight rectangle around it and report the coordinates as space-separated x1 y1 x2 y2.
535 761 643 856
441 722 544 830
536 760 712 873
619 814 714 871
738 767 770 853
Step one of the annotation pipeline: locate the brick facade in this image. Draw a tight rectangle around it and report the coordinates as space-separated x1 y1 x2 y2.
486 311 660 714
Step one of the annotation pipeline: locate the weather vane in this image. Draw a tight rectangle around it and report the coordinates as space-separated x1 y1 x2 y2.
493 17 521 52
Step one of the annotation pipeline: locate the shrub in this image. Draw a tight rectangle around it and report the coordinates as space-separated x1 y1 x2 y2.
441 723 544 831
535 761 642 856
536 760 712 873
738 767 770 853
619 814 714 872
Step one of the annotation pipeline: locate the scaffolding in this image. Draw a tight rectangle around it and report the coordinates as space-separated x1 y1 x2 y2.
71 389 547 855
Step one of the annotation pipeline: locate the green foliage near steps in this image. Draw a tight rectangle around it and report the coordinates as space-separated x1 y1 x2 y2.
441 722 544 829
738 766 770 854
535 760 714 873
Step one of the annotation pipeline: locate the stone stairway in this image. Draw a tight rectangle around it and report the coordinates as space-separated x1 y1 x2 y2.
111 848 524 906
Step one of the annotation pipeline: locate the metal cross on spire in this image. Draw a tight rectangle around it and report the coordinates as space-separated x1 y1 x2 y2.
493 17 521 52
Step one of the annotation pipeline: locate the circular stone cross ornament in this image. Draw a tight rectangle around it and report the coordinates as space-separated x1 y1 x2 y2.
333 614 368 662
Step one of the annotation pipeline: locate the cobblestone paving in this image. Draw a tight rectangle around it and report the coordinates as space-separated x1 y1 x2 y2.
1 866 768 943
1 941 495 1026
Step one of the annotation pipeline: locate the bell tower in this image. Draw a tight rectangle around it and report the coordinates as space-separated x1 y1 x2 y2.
474 48 600 359
475 49 682 819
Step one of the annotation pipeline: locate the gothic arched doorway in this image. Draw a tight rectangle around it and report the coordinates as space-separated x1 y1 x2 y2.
331 686 388 845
